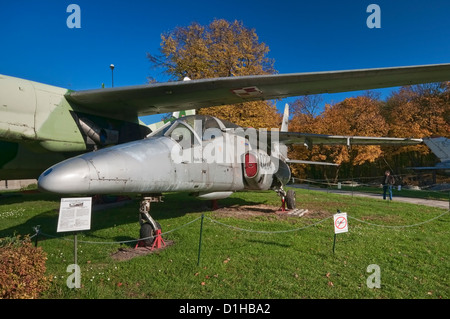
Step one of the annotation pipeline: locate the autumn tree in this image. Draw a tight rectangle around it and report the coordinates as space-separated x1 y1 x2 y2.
384 83 449 139
289 96 389 179
381 82 450 168
289 85 449 180
147 19 280 128
288 95 322 177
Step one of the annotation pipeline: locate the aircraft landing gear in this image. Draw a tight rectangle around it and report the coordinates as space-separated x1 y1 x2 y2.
276 187 296 211
286 189 296 210
138 195 163 247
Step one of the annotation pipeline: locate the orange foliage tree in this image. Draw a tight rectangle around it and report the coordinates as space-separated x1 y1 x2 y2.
289 84 449 180
381 82 450 169
289 96 389 179
147 19 280 128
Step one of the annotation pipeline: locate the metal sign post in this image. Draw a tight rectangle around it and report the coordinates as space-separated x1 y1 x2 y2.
57 197 92 283
333 210 348 253
197 214 205 266
74 231 78 266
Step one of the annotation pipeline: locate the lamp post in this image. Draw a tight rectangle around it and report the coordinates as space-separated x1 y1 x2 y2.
110 64 115 87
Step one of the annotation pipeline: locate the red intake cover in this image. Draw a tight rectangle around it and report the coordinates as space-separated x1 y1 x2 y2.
245 153 258 178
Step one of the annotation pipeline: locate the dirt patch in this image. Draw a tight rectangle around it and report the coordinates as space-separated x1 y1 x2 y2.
213 204 280 219
111 240 174 261
212 204 326 220
302 210 333 220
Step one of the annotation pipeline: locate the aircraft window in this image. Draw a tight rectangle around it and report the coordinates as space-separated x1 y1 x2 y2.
161 114 239 144
172 115 224 141
165 121 201 149
148 121 171 137
169 123 193 148
202 117 223 141
219 119 240 129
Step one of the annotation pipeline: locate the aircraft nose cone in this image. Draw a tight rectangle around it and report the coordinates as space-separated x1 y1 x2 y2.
38 158 91 194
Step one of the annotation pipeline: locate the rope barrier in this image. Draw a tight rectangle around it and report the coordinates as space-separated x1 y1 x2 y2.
348 210 450 229
36 215 203 245
27 209 449 245
205 216 333 234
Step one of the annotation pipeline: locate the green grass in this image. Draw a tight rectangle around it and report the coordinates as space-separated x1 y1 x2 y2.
0 188 449 299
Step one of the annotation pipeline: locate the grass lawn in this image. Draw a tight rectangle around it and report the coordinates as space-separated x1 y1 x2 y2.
0 187 448 300
302 183 450 201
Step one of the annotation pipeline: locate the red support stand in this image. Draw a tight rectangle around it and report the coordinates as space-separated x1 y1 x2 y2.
279 198 286 212
134 229 166 250
135 239 146 249
151 229 166 251
211 199 219 210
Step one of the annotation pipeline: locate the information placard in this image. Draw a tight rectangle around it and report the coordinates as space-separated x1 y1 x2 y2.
333 212 348 234
57 197 92 232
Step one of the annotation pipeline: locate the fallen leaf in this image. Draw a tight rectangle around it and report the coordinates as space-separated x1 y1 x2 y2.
328 281 334 287
201 282 206 286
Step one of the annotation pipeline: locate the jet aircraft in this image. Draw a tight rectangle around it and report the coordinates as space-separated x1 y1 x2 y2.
1 63 450 243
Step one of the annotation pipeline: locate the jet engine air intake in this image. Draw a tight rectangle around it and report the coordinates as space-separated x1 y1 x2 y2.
242 149 273 190
79 117 119 147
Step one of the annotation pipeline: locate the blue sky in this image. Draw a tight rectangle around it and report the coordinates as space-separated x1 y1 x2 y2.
1 0 449 124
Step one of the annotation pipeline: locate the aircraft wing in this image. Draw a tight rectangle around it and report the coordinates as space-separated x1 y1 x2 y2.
65 63 450 117
286 159 339 166
277 132 423 148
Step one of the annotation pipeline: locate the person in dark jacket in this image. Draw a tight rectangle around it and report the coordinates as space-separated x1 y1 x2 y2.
382 170 395 200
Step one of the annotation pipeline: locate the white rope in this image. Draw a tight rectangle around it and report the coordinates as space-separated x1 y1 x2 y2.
348 210 449 229
206 216 332 234
38 215 202 245
27 209 450 245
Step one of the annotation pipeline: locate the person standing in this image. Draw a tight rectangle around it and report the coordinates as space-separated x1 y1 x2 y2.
382 170 395 200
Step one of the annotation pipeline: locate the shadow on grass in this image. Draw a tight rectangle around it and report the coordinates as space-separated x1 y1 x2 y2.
246 239 291 248
0 190 261 240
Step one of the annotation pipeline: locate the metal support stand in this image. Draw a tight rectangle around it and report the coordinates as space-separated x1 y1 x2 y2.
211 199 219 210
151 229 166 251
279 197 286 212
276 187 287 212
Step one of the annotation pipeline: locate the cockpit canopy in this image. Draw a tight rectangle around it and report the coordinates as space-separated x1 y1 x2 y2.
148 115 240 148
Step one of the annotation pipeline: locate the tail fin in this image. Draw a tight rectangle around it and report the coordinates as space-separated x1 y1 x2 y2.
281 103 289 132
423 137 450 163
271 104 289 159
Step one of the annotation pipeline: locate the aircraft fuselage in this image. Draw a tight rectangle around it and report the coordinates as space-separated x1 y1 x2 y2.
0 74 150 179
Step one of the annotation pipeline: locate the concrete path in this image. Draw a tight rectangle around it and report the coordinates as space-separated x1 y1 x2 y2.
290 184 450 210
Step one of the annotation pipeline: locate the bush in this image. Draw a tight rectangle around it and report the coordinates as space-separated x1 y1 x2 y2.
0 236 52 299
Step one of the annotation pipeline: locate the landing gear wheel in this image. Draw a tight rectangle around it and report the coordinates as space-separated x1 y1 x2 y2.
286 190 296 210
139 221 161 246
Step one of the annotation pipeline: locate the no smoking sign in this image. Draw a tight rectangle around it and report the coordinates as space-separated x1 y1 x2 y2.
333 212 348 234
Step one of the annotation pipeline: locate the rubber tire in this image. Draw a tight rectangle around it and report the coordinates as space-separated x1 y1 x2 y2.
286 190 296 210
139 221 161 246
